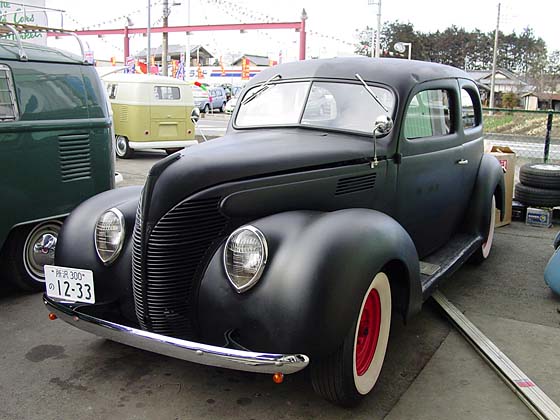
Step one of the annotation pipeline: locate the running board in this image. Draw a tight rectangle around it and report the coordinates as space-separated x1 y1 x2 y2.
433 291 560 420
420 233 482 299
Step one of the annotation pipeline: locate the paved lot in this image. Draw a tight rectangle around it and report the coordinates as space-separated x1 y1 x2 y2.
1 150 559 419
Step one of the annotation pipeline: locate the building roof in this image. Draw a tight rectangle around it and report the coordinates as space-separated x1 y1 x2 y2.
232 54 270 66
135 44 213 59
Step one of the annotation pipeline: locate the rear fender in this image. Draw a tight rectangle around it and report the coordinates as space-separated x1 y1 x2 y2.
463 154 505 236
198 208 421 357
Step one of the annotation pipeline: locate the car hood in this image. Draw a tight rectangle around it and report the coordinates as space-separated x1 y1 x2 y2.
146 128 380 221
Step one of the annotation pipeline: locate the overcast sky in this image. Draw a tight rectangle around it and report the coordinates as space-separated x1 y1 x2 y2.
44 0 559 63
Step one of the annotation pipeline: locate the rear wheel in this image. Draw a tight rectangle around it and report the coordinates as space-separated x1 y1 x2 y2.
1 221 62 292
220 102 226 113
115 135 133 159
203 104 210 114
311 272 391 407
471 195 495 263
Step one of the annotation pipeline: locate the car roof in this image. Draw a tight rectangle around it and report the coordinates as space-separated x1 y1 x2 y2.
0 39 86 64
101 72 191 85
246 57 471 91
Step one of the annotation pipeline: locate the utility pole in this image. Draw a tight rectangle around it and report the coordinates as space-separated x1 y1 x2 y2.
375 0 381 58
489 2 500 109
162 0 169 76
185 0 191 80
367 0 382 58
147 0 151 71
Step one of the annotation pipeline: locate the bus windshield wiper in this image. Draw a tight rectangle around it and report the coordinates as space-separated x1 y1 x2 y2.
355 73 389 113
241 74 281 105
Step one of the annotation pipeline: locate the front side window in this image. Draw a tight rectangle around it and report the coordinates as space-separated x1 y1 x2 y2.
0 65 18 122
235 81 395 134
107 83 118 100
404 89 452 139
154 86 181 100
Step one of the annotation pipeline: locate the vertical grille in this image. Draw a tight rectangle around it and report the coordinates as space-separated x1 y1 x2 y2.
335 173 376 195
58 133 91 182
132 196 228 338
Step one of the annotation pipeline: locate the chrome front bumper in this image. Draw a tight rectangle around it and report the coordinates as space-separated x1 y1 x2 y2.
44 296 309 375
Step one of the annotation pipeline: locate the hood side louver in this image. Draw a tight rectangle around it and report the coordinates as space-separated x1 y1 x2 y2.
58 133 91 182
335 173 376 195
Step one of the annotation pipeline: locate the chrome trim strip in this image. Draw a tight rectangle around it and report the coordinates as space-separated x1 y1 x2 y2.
44 296 309 375
128 140 198 149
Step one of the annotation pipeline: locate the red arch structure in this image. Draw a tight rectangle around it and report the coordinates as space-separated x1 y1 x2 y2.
50 14 308 62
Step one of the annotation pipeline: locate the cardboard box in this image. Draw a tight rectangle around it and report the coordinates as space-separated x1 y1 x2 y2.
489 146 516 227
526 207 552 228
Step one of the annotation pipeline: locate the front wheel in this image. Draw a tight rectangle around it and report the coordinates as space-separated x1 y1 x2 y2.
0 221 62 292
311 272 392 407
115 135 133 159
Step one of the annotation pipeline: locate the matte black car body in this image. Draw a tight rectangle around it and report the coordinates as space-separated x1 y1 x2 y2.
48 57 504 400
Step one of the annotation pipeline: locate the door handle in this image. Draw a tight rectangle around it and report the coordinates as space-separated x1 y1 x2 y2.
457 159 469 165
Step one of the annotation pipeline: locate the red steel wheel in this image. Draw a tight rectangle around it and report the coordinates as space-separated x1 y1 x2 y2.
355 288 382 376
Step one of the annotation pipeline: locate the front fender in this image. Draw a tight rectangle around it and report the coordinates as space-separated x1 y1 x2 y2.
198 208 421 357
55 186 141 313
463 153 505 236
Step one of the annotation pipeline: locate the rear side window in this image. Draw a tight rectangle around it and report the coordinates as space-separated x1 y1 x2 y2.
154 86 180 100
0 65 18 121
461 88 478 129
405 89 451 139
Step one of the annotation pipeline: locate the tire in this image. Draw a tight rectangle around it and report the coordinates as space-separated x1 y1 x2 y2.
165 148 181 156
519 163 560 190
515 183 560 207
311 272 391 407
115 135 133 159
203 104 210 114
471 196 496 263
0 220 62 292
220 102 226 113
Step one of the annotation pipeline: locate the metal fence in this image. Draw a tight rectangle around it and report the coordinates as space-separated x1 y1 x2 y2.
483 108 560 164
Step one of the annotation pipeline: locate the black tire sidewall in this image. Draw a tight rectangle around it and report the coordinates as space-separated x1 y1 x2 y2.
1 222 60 292
519 163 560 189
515 183 560 207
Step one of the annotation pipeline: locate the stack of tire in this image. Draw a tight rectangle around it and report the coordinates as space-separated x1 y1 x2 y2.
514 163 560 207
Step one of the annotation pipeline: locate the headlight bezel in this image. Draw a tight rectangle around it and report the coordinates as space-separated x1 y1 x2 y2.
94 207 125 265
223 225 268 293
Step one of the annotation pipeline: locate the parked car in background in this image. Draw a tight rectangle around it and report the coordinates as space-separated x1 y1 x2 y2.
44 57 504 406
225 94 238 114
0 32 114 291
102 73 197 158
193 85 227 113
544 231 560 295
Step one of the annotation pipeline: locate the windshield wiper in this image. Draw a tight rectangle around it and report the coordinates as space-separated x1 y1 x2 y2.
355 73 389 113
241 74 281 105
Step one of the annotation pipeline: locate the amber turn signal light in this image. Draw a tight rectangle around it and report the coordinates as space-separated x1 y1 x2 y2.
272 372 284 384
48 313 57 321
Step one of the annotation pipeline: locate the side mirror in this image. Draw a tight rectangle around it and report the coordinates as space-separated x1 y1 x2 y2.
191 108 200 123
374 115 393 136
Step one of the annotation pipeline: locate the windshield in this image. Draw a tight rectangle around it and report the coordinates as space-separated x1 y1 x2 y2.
235 81 395 134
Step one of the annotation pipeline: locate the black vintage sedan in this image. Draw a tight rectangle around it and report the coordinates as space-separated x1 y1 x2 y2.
43 57 504 407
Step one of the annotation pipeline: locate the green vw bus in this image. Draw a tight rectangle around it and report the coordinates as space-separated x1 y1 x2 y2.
0 34 114 291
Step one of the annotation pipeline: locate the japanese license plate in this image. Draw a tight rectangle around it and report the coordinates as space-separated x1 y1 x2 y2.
44 265 95 304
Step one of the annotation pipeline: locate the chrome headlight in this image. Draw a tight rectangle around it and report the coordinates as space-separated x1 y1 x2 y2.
95 208 125 264
224 225 268 293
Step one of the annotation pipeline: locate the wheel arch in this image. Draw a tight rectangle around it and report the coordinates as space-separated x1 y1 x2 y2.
463 154 505 236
